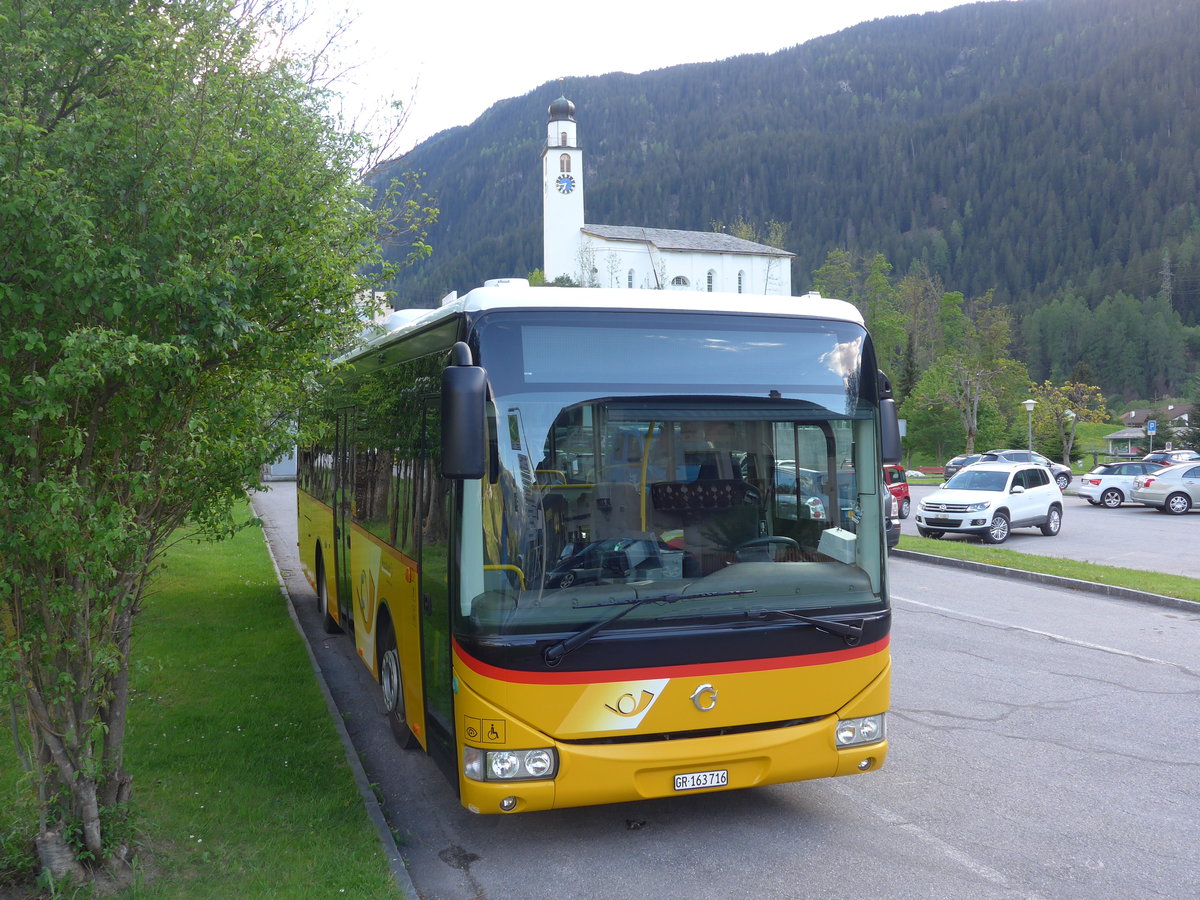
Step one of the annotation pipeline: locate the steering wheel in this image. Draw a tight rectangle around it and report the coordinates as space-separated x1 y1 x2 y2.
734 535 800 562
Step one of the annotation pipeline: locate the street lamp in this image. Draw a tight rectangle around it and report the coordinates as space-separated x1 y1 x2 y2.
1022 399 1037 453
1063 409 1076 465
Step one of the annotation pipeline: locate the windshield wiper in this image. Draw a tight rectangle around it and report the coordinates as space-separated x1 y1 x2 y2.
542 589 756 667
745 609 871 645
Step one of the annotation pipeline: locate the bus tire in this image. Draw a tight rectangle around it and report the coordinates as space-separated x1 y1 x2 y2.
316 551 341 634
379 619 418 749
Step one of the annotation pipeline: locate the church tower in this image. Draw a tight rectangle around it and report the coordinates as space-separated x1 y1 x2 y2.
542 94 584 283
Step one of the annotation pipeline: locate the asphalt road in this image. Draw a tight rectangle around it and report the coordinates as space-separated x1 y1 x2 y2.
902 483 1200 579
252 481 1200 900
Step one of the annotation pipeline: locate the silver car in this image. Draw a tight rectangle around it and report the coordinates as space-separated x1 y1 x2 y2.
1131 462 1200 514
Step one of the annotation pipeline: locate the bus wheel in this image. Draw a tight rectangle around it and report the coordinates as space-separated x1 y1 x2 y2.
380 621 418 749
316 553 341 634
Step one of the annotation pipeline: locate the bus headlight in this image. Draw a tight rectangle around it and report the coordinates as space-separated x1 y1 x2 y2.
463 746 558 781
835 714 886 748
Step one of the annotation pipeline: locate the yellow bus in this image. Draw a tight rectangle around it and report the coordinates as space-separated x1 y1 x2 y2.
297 279 902 814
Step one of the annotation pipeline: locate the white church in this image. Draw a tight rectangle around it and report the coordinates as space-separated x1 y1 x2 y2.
541 94 794 295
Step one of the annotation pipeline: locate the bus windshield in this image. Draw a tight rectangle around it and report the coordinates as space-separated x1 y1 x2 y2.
460 310 888 653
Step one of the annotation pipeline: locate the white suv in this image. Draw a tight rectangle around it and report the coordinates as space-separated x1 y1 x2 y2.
916 462 1063 544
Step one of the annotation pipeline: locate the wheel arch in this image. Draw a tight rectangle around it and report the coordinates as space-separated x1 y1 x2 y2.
313 541 342 634
1165 491 1192 514
374 601 397 682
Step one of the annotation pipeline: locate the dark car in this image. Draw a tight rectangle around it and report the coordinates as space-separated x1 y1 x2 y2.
943 453 983 480
978 449 1072 490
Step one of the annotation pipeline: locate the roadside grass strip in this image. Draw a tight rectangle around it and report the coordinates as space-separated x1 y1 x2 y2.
897 535 1200 604
1 506 402 898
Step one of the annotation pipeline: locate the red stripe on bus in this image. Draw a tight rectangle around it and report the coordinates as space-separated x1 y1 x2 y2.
452 636 889 685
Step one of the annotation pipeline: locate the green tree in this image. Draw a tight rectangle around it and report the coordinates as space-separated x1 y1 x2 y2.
1029 381 1109 464
811 248 860 302
811 250 906 384
862 254 907 383
899 370 963 463
922 292 1029 454
1180 377 1200 450
0 0 430 882
893 263 945 376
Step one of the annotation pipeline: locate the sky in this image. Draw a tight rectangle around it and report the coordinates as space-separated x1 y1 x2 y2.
324 0 989 152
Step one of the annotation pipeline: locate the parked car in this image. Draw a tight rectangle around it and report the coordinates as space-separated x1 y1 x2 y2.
1076 461 1163 508
884 486 900 550
883 463 911 519
977 449 1073 490
774 463 828 520
915 462 1063 544
1131 462 1200 514
943 453 983 480
1141 449 1200 466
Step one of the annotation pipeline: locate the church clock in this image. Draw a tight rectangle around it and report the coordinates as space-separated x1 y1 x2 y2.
555 173 576 194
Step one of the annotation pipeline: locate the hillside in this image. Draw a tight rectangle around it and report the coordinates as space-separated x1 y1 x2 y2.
372 0 1200 395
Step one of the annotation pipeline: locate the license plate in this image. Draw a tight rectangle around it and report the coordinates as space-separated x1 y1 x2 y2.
674 769 728 791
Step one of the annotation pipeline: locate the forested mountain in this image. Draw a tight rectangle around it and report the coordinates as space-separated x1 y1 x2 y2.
373 0 1200 401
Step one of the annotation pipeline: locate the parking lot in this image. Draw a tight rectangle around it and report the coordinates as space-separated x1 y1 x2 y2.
902 481 1200 579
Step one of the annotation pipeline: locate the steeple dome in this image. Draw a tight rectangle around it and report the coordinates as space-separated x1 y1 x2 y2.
548 95 575 122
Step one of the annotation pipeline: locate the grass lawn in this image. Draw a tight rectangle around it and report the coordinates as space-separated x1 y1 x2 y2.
897 535 1200 603
1 507 403 898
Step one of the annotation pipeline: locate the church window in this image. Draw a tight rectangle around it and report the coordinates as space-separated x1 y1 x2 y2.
706 270 716 292
627 269 635 289
737 270 746 293
560 131 568 147
559 154 571 173
670 275 690 289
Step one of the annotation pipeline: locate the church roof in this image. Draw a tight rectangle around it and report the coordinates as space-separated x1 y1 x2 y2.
581 224 794 258
548 95 575 121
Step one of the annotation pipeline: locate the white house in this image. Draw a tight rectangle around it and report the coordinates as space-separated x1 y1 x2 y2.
541 95 793 294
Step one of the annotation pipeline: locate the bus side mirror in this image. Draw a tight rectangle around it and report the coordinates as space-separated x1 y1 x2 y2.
442 342 487 479
878 370 902 465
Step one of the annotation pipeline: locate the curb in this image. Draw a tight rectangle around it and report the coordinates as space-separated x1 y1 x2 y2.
252 499 419 900
891 548 1198 612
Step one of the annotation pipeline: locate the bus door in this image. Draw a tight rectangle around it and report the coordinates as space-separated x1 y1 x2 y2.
333 407 355 629
417 398 457 783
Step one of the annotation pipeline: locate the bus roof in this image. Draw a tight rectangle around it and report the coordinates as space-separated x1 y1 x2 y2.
346 279 864 364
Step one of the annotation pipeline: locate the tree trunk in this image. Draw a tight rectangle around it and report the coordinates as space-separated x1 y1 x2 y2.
101 602 136 808
36 827 87 884
78 776 103 858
